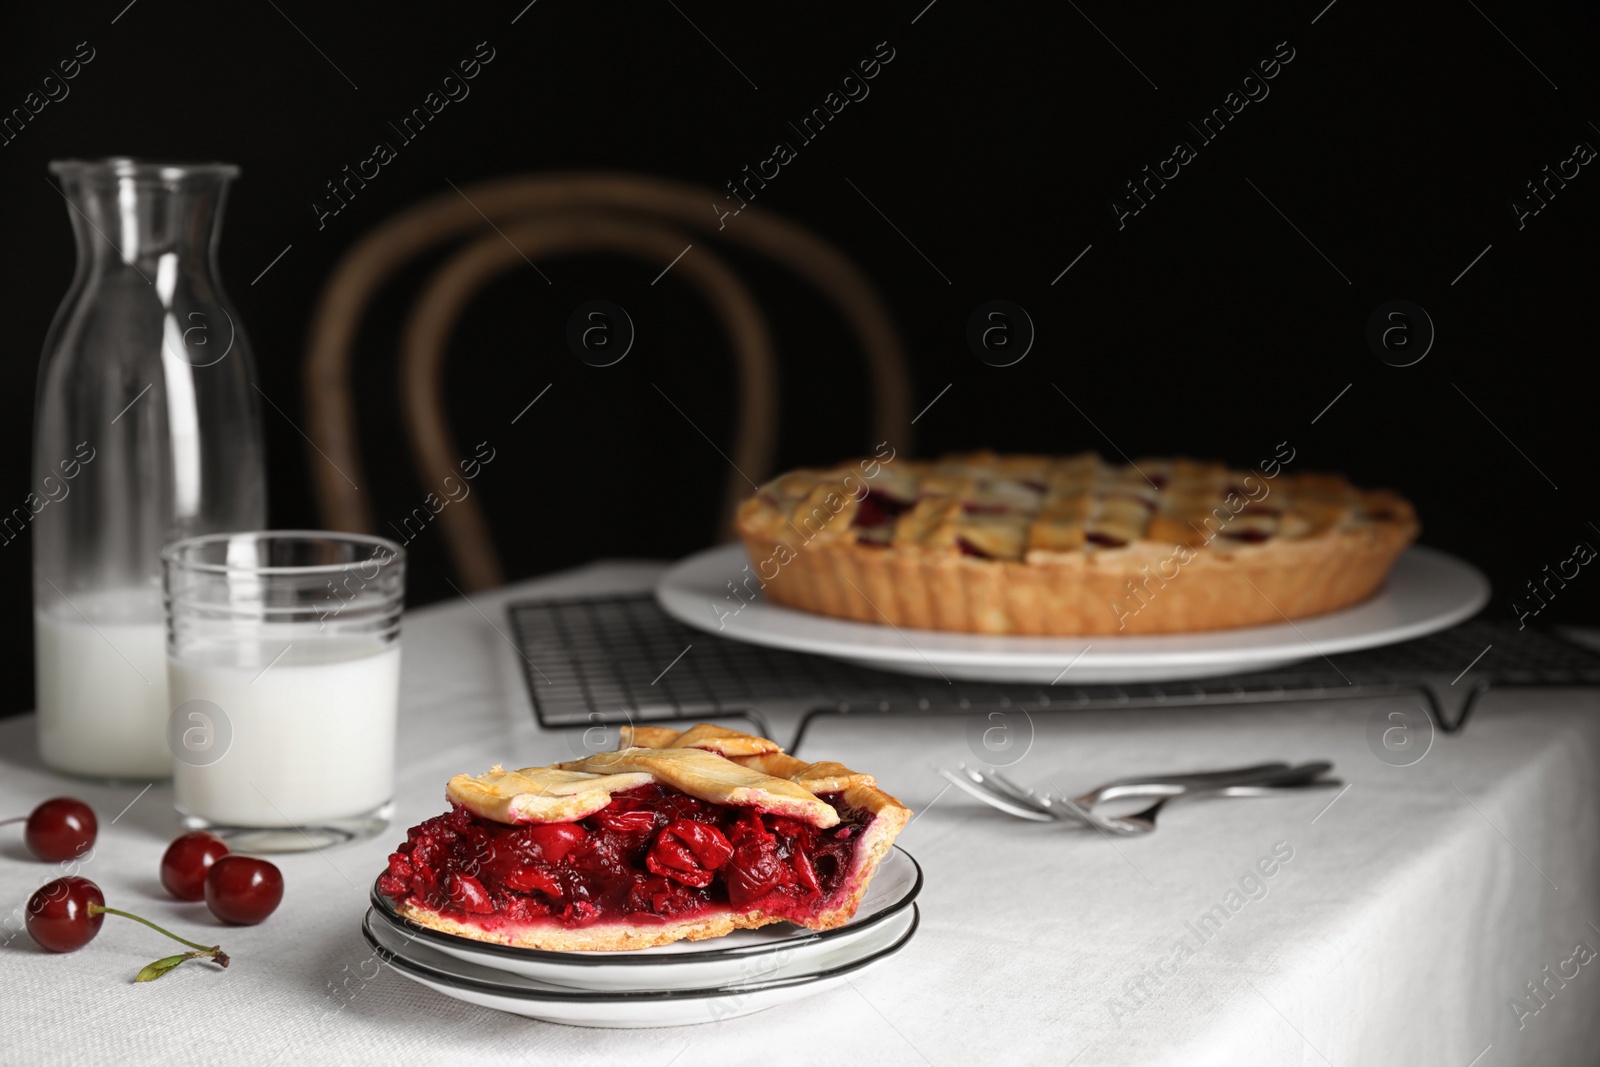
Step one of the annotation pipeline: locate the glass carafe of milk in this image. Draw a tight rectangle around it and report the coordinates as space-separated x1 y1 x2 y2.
34 159 266 780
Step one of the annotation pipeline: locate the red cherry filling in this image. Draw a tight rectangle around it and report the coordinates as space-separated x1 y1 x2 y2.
379 784 867 929
852 489 913 529
1085 531 1128 548
449 872 494 913
646 821 734 887
1220 529 1273 543
726 822 787 907
956 537 993 559
524 823 586 863
1103 492 1157 512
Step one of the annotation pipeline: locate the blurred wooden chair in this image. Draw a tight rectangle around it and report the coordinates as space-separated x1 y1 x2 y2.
303 172 912 591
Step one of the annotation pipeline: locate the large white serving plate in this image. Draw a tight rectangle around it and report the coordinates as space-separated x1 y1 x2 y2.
362 904 919 1028
368 846 922 991
657 544 1489 684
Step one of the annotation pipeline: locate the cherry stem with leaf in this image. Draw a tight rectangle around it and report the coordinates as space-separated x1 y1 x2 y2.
89 905 230 981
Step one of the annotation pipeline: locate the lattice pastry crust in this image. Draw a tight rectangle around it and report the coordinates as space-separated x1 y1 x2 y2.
734 451 1419 635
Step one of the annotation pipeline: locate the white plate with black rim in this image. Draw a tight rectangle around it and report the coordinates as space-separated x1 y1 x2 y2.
656 543 1490 684
368 845 922 991
362 904 920 1028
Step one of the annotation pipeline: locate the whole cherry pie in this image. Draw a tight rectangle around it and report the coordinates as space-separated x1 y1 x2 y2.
377 724 911 951
733 450 1419 635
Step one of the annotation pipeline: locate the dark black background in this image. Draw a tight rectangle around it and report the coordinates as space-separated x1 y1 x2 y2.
2 1 1595 716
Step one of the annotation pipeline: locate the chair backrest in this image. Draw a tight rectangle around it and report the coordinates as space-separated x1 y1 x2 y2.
303 172 912 590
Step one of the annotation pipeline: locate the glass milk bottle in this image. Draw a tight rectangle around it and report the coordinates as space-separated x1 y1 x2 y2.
33 159 266 780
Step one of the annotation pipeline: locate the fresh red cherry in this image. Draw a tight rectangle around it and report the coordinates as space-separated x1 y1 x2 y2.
0 797 98 862
205 856 283 925
160 832 230 901
26 876 229 980
25 875 104 951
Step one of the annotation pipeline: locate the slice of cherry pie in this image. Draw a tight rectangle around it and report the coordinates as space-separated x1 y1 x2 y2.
734 450 1420 635
377 724 912 951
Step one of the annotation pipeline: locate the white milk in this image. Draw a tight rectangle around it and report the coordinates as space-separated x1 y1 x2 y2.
36 594 172 780
168 639 400 827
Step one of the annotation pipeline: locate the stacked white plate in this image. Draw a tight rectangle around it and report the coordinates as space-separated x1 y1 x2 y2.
362 846 922 1028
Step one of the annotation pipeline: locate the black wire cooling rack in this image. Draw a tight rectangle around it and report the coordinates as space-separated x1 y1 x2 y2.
505 593 1600 748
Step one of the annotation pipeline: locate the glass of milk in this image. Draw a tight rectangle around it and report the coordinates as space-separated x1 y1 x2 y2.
162 531 405 852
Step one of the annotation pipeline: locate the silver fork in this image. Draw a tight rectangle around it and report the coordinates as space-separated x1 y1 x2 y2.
1052 762 1338 836
985 762 1295 812
943 761 1295 823
938 765 1056 822
939 761 1332 831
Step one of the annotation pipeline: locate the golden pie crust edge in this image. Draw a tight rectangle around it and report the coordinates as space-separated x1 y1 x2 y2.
735 459 1420 636
391 728 911 952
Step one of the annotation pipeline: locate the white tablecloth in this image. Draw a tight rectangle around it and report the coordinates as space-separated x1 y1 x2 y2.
4 561 1599 1066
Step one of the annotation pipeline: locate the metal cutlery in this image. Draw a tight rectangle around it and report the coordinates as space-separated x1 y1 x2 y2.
945 760 1296 818
938 759 1338 834
1051 762 1338 835
1009 762 1298 810
938 764 1057 822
